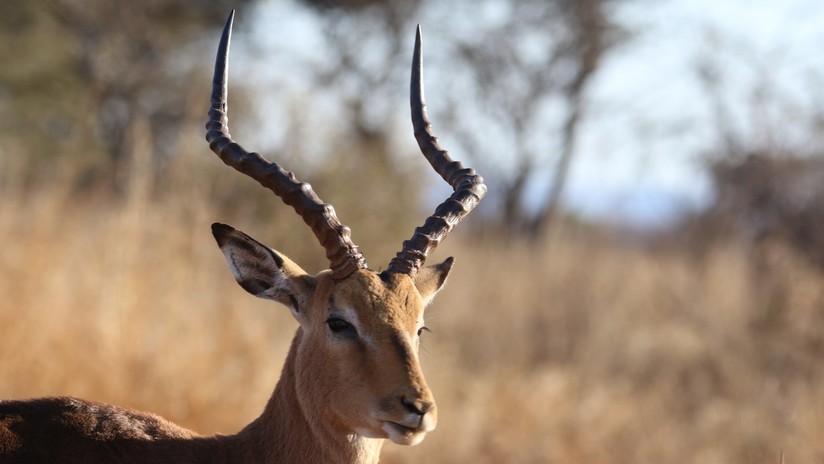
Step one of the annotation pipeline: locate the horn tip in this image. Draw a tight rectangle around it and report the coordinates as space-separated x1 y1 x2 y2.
224 10 235 31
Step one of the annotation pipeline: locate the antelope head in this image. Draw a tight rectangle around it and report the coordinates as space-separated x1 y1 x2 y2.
205 12 485 448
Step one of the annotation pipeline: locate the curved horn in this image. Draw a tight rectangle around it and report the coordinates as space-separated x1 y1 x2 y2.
386 26 487 276
205 11 367 280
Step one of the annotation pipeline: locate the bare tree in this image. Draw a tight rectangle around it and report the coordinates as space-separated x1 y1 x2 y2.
684 28 824 273
441 0 625 239
291 0 625 240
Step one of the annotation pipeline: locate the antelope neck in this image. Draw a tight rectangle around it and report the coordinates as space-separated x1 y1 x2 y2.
230 331 383 464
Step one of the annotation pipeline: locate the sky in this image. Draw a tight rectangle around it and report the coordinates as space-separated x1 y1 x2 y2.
566 0 824 224
241 0 824 226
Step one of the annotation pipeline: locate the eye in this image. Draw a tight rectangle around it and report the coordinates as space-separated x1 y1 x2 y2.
417 326 431 337
326 317 356 336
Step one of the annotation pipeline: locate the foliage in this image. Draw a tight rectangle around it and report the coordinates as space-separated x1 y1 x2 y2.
292 0 629 238
0 0 248 190
680 28 824 271
0 0 630 239
4 2 824 462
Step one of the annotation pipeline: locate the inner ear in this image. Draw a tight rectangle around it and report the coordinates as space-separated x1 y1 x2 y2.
414 257 454 306
211 222 312 314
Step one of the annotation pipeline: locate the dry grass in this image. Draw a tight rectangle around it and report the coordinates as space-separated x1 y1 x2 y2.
2 167 824 463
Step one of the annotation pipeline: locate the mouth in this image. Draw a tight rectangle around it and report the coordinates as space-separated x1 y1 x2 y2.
381 421 428 446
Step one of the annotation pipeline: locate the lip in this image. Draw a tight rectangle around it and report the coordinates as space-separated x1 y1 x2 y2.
382 421 427 446
388 421 417 434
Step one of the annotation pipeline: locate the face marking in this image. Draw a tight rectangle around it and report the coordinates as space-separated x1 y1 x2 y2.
389 331 415 368
291 270 440 446
338 306 376 348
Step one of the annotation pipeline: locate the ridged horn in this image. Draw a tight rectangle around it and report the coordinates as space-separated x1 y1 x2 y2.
386 26 487 276
205 11 367 280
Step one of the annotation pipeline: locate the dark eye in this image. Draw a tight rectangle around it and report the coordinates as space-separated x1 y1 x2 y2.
327 317 356 336
417 326 430 337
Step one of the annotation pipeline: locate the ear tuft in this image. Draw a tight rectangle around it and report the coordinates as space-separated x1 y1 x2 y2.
211 222 233 246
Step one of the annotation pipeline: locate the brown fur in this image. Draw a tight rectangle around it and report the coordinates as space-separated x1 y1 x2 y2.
0 224 451 464
0 397 228 463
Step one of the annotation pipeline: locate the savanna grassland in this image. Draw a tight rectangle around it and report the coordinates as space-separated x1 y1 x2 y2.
2 158 824 463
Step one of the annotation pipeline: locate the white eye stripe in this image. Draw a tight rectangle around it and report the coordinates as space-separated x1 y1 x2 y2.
331 307 426 347
339 307 377 348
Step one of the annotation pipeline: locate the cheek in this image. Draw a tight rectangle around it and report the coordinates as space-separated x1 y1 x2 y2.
321 343 387 427
325 340 377 395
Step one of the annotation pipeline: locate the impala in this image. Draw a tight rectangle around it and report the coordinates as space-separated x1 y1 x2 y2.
0 10 485 464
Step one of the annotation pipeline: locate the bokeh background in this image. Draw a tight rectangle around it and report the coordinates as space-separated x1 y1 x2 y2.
2 1 824 462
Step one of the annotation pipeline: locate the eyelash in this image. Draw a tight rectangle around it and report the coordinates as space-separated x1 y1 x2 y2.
326 317 429 339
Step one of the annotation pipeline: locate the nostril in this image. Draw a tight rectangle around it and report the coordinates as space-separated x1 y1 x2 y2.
401 396 433 416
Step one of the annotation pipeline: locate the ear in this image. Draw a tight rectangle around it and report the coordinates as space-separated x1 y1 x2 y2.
414 257 454 307
211 222 312 317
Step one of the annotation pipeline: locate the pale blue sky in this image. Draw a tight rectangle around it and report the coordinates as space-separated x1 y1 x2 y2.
237 0 824 226
569 0 824 224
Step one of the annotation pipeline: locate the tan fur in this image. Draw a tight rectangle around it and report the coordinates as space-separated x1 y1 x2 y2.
0 224 451 464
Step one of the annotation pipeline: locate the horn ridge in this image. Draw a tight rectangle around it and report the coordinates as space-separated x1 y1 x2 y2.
205 11 367 280
386 26 487 276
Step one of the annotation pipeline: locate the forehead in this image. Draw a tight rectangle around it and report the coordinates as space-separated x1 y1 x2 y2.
329 271 423 326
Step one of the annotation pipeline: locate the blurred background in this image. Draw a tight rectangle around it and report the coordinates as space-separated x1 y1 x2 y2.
2 0 824 462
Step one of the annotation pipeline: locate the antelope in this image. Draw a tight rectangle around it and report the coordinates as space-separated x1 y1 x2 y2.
0 10 485 464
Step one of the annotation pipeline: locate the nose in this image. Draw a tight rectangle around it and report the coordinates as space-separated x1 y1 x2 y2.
401 395 434 417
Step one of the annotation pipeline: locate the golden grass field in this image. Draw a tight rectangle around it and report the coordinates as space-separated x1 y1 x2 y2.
2 159 824 463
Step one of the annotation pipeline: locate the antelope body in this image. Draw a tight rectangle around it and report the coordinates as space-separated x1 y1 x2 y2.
0 11 485 464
